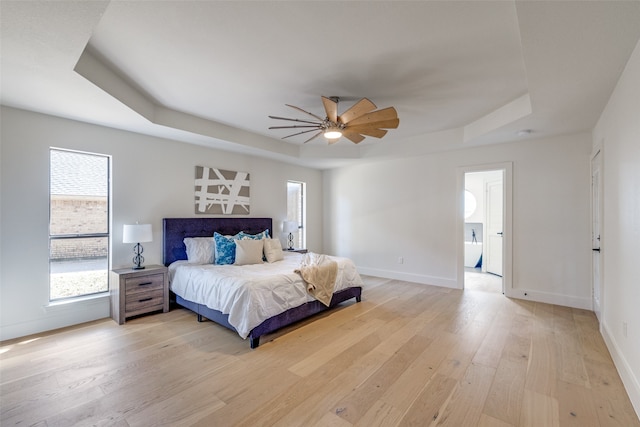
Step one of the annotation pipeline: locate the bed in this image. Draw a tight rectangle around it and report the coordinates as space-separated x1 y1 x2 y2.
163 217 363 348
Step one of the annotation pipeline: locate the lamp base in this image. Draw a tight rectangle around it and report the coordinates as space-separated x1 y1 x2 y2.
132 243 145 270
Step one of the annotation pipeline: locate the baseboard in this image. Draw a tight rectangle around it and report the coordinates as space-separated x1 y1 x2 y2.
601 321 640 419
357 267 459 289
0 296 110 341
505 287 592 310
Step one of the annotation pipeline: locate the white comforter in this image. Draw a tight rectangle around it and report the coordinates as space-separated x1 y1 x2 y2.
169 252 363 339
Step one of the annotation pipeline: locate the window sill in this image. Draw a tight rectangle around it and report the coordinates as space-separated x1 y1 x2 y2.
43 292 109 313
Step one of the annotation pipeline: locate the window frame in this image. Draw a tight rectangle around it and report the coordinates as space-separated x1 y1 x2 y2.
287 180 306 249
49 147 111 301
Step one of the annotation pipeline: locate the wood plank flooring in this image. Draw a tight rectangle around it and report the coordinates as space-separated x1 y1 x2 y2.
1 276 638 426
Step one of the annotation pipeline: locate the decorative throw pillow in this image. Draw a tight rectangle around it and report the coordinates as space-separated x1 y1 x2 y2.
183 237 215 264
234 238 265 265
263 238 284 263
238 229 270 240
214 232 239 265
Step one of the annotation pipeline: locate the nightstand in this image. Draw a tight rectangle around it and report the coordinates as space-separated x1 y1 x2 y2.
288 249 308 254
110 265 169 324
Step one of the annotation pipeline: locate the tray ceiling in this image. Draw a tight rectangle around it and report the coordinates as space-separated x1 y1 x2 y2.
2 1 639 168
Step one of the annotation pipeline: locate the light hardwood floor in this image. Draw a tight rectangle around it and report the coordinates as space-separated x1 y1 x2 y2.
1 276 638 426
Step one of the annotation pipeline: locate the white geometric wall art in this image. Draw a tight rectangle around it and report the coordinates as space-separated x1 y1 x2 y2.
194 166 250 214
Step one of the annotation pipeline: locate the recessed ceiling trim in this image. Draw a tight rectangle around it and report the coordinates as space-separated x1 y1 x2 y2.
154 106 298 158
74 48 299 158
463 93 532 144
74 49 156 121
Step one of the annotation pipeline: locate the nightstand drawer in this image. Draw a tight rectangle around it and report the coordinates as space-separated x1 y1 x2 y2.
125 288 165 313
125 273 164 295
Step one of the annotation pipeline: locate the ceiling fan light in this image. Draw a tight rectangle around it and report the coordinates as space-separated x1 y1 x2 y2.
324 129 342 139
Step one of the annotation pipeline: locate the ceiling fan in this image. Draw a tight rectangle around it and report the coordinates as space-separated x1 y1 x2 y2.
269 96 399 144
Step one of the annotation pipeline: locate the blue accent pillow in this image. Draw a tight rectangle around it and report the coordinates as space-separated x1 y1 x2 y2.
214 232 239 265
238 229 270 240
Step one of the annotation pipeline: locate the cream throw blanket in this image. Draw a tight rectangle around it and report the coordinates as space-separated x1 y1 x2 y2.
294 253 338 307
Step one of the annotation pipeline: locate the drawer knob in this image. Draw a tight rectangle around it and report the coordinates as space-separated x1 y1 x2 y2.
139 297 153 302
139 282 153 286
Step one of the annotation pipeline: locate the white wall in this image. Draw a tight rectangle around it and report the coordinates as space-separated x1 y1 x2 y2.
592 39 640 416
0 106 323 341
323 132 593 307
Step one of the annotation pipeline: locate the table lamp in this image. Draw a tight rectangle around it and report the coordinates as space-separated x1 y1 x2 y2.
282 221 298 251
123 223 153 269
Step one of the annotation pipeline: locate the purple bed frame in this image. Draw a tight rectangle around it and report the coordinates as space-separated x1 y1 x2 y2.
163 217 362 348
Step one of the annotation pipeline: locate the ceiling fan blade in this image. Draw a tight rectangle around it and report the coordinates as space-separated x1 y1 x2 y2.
346 118 400 131
321 96 338 123
268 115 321 125
303 131 323 144
346 107 398 127
338 98 377 124
269 125 320 129
341 129 366 144
285 104 325 121
282 128 323 139
350 128 387 138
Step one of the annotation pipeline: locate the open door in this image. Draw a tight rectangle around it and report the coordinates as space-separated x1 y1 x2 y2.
486 178 503 277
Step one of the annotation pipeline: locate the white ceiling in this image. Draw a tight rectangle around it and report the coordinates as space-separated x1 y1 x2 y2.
2 1 639 169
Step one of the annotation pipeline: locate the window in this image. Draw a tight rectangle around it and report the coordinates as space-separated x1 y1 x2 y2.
49 148 110 300
287 181 306 249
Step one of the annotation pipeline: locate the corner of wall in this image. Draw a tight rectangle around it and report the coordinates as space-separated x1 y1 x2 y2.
601 320 640 419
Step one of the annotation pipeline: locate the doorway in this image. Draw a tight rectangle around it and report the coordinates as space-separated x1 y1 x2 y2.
459 163 512 295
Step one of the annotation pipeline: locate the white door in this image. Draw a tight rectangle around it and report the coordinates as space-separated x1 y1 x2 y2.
591 150 603 321
486 179 503 277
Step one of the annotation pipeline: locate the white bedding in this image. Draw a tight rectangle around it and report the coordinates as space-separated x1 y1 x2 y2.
169 252 363 339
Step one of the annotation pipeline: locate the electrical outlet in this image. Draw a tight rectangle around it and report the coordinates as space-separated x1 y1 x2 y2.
397 256 404 264
623 322 628 338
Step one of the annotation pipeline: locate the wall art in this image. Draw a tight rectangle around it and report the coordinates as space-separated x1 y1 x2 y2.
195 166 250 214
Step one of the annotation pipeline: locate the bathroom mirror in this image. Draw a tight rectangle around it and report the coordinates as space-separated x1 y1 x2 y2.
464 190 477 219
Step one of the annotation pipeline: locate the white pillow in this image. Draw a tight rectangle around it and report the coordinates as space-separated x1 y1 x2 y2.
234 238 265 265
263 238 284 263
183 237 215 264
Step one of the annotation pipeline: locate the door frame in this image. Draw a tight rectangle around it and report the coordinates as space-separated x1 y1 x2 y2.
457 162 513 295
591 145 604 322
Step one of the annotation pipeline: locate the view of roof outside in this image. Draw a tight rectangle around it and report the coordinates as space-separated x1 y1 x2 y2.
50 149 108 197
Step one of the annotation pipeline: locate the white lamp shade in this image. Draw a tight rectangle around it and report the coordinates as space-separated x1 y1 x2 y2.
283 221 298 234
123 224 153 243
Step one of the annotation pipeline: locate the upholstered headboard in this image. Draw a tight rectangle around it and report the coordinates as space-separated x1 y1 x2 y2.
163 217 273 266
